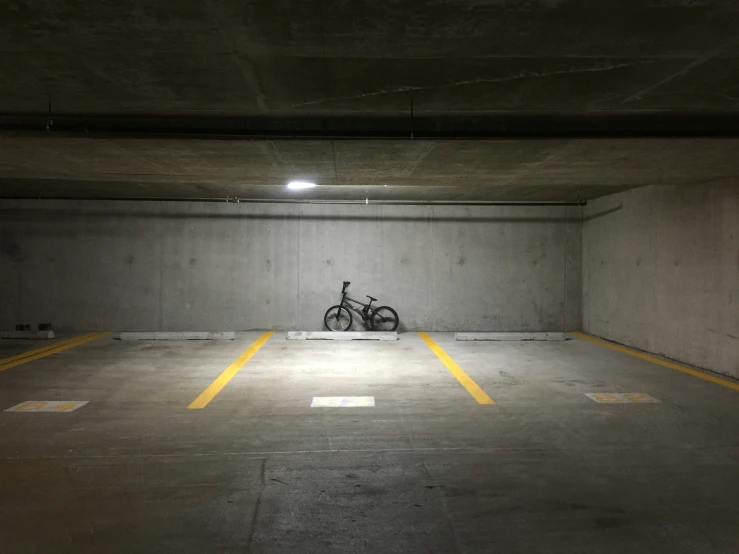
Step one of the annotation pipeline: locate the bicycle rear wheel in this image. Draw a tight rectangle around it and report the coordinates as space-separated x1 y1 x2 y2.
324 305 352 331
369 306 399 331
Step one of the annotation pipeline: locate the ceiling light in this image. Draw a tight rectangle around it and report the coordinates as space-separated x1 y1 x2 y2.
287 180 317 190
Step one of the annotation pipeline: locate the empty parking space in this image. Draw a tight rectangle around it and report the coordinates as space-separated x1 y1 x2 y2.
1 334 737 451
0 333 110 371
1 332 738 552
207 333 494 414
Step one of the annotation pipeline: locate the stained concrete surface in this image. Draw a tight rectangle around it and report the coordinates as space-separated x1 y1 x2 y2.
583 184 739 379
0 332 738 553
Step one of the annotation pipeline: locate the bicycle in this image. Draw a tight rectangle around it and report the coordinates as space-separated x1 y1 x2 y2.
324 281 399 332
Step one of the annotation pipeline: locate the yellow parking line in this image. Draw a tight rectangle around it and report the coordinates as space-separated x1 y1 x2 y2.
418 332 495 405
571 332 739 392
0 336 83 365
188 332 274 409
0 332 111 372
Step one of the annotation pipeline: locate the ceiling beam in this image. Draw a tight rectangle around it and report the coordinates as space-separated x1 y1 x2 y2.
0 196 585 207
2 113 739 139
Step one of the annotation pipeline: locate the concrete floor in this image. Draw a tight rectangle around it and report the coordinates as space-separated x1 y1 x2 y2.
0 333 738 553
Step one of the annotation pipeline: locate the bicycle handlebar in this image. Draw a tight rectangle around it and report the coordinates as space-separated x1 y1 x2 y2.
342 281 350 292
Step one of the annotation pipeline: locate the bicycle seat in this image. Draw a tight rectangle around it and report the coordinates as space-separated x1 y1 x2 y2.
366 295 377 302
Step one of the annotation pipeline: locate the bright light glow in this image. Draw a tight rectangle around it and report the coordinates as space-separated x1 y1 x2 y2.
287 181 317 190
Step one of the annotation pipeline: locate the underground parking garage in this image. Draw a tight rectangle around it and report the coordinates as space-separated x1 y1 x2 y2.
1 2 739 553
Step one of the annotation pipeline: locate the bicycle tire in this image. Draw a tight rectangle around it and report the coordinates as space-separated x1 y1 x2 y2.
369 306 399 331
324 305 352 331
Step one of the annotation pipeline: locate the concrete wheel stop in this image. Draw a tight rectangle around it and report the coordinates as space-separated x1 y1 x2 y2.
455 332 571 341
287 331 398 341
2 323 55 339
117 332 236 341
1 330 56 339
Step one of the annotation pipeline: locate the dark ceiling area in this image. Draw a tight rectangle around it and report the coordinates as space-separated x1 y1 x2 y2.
1 0 738 201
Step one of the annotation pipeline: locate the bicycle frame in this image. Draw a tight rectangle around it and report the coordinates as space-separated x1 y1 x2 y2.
340 294 375 322
337 281 378 322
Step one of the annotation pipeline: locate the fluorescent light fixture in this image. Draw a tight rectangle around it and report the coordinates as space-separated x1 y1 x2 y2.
287 180 317 190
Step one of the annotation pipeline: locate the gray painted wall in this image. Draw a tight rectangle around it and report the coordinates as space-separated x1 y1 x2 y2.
583 185 739 378
0 200 581 333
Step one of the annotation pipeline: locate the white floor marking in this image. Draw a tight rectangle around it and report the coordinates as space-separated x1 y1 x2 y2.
5 401 89 413
311 396 375 407
585 393 660 404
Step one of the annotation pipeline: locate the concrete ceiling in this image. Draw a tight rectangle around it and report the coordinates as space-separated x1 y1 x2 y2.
1 1 738 201
2 0 739 116
1 136 736 201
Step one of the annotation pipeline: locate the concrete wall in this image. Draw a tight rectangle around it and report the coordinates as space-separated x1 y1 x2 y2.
0 200 581 332
583 185 739 378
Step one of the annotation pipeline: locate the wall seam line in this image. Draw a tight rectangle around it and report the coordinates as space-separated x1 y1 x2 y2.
297 206 301 329
158 201 164 331
562 208 570 331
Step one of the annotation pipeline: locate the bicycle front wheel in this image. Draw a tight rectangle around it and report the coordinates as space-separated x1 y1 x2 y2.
324 305 352 331
369 306 399 331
